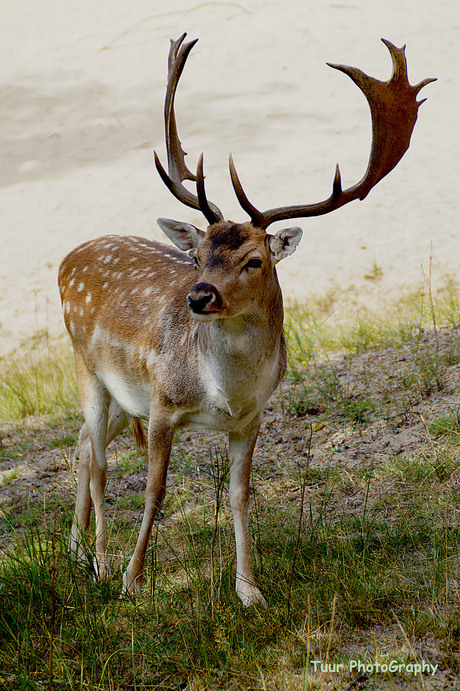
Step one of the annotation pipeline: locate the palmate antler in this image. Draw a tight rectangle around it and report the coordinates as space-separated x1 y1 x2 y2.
155 35 435 229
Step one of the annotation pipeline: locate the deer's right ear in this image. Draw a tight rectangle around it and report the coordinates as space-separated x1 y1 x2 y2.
157 218 205 251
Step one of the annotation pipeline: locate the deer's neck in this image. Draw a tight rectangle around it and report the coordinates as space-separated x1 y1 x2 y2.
195 282 286 417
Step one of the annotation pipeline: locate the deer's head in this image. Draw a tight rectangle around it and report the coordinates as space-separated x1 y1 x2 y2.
154 35 435 321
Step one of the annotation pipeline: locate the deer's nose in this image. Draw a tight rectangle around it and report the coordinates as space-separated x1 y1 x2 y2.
187 283 222 314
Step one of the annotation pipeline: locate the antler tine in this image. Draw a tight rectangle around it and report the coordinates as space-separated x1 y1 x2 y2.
196 153 223 225
231 39 436 230
154 33 224 225
229 154 264 228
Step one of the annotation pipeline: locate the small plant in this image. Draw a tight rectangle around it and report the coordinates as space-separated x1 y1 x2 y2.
0 465 23 489
429 409 460 445
364 258 383 281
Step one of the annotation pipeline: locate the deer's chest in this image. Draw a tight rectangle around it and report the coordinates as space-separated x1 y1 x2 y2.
180 344 279 431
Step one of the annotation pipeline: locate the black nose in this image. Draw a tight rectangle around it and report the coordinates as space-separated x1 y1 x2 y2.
187 282 222 313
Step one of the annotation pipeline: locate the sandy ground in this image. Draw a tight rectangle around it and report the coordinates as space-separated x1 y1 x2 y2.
1 0 458 356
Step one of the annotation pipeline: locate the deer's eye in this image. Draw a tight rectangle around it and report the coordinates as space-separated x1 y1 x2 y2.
243 258 263 271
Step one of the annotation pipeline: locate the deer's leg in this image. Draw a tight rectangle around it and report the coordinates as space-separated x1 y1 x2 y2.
228 416 265 606
70 421 93 561
71 399 129 573
122 410 175 596
71 352 128 577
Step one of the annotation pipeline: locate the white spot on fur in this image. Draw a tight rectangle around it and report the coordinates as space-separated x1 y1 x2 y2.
86 293 92 303
146 350 158 368
77 282 85 292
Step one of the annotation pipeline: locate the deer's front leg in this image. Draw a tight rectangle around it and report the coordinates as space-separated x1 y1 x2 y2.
122 410 175 596
228 416 265 606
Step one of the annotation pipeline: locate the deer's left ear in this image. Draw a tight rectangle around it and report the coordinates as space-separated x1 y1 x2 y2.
268 227 303 264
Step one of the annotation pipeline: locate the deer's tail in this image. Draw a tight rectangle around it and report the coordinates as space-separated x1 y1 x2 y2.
131 417 147 451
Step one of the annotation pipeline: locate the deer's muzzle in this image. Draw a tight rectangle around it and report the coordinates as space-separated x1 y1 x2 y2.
187 282 222 316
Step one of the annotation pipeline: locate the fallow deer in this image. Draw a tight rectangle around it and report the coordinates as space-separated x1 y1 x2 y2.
58 35 434 605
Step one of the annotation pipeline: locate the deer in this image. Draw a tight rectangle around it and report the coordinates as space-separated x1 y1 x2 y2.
58 34 434 606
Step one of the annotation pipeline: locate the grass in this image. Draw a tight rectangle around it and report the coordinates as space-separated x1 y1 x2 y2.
0 333 78 425
284 275 460 372
282 277 460 429
429 409 460 445
0 278 459 689
0 452 458 689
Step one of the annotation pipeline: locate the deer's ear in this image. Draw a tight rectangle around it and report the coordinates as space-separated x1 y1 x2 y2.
268 226 303 264
157 218 205 251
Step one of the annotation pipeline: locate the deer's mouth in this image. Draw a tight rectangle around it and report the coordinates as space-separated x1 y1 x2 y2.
189 310 221 322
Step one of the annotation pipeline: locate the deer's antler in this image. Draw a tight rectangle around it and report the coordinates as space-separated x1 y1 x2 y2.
154 34 224 225
230 39 436 229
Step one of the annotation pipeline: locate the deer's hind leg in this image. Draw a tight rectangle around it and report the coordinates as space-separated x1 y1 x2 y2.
70 351 129 577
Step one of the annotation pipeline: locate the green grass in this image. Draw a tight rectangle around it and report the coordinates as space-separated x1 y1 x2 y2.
0 280 459 689
0 335 78 424
283 275 460 374
282 278 460 429
429 409 460 445
0 450 458 689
